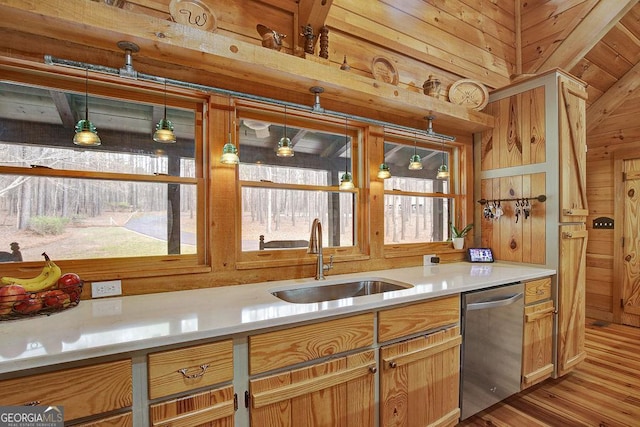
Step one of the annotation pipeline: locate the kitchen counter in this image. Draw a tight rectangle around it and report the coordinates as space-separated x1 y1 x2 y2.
0 262 554 375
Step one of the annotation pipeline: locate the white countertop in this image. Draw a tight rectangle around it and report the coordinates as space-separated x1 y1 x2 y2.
0 262 554 375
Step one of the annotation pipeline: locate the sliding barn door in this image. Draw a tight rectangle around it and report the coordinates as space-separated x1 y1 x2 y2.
621 159 640 327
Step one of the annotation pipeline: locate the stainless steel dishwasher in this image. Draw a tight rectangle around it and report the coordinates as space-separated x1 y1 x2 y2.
460 282 524 420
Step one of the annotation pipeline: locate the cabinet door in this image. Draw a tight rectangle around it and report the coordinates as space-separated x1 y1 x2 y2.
380 327 461 427
557 224 587 376
522 299 554 389
149 385 234 427
558 75 588 223
250 349 376 427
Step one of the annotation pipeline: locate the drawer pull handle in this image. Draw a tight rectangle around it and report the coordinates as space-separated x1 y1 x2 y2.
536 290 544 295
389 361 397 369
369 366 377 374
24 401 41 406
177 364 209 379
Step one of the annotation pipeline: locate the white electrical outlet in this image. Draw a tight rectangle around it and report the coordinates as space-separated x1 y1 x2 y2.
91 280 122 298
423 254 437 265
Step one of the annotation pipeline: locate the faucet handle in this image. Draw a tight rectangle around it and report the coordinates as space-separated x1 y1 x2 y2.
323 255 334 271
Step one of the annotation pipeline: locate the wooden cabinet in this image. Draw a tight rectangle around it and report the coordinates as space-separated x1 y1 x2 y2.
378 296 461 427
479 69 588 379
248 313 375 426
249 313 374 375
521 277 554 389
557 225 588 376
147 339 235 426
148 340 233 400
249 349 376 426
0 359 132 424
149 386 235 427
380 327 461 427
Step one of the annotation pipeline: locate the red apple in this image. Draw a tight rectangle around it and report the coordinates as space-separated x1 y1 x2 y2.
57 273 83 302
13 294 43 314
0 284 28 314
41 289 71 309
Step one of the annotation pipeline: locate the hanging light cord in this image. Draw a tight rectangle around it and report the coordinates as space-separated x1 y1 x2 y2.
345 117 349 173
84 68 89 120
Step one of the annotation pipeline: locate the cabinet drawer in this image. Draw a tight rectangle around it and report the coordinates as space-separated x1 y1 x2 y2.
378 295 460 343
249 313 374 375
148 340 233 400
149 385 234 427
0 359 132 423
525 277 552 305
73 411 133 427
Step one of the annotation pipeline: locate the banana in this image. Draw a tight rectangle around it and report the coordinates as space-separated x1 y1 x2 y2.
1 253 62 292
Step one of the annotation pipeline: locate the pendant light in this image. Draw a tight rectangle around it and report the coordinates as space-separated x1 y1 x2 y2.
276 105 294 157
377 130 391 179
153 79 176 143
339 117 354 190
73 68 101 146
436 134 449 180
408 131 422 170
220 96 239 165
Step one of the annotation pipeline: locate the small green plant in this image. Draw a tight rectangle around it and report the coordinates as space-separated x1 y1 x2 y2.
450 223 474 238
28 216 70 235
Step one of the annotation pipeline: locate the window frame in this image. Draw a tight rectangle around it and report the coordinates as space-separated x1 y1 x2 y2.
234 100 369 269
381 127 469 258
0 59 210 279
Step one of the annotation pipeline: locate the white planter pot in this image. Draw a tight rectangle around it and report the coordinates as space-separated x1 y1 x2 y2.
452 237 465 250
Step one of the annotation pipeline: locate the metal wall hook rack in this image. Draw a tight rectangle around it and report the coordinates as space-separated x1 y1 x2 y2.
477 194 547 205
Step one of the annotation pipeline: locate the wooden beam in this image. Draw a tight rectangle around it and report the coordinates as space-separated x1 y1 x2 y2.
0 0 494 134
587 60 640 132
297 0 334 47
535 0 638 73
49 90 75 128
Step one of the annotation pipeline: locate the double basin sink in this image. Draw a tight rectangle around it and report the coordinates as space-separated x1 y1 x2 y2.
271 279 413 304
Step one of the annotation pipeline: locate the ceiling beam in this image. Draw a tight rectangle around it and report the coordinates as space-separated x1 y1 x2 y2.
535 0 638 73
587 60 640 132
297 0 334 43
49 90 75 128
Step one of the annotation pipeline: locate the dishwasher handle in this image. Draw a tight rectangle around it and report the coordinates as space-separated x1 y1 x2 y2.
466 292 524 311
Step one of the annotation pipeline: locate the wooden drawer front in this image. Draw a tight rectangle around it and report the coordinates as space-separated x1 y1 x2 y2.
249 313 374 375
150 385 235 427
378 295 460 343
148 340 233 400
380 327 461 427
525 277 552 305
0 359 132 423
250 349 375 426
73 411 133 427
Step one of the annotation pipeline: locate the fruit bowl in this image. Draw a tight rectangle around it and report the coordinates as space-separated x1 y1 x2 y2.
0 253 84 321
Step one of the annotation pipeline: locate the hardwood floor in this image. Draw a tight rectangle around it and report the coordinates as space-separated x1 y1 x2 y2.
458 319 640 427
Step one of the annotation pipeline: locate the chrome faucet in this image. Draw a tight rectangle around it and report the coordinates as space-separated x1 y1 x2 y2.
307 218 333 280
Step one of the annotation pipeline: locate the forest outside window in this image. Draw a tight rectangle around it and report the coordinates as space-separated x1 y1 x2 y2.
382 137 455 245
237 107 359 253
0 78 204 267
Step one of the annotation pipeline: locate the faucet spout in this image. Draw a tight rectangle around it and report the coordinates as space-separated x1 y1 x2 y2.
308 218 332 280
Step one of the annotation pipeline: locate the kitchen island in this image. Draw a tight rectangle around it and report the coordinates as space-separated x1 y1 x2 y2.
0 262 555 426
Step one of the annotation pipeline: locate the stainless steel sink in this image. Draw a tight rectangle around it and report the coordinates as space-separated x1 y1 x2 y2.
271 280 413 304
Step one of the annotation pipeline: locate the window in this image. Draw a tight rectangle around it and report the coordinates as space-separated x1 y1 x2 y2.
237 106 359 253
0 76 205 270
382 136 455 245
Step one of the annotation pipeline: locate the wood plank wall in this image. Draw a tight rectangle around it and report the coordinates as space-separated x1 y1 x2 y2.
520 0 596 75
585 95 640 322
117 0 516 91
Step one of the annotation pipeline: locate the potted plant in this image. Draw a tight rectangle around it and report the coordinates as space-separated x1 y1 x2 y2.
450 223 473 250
